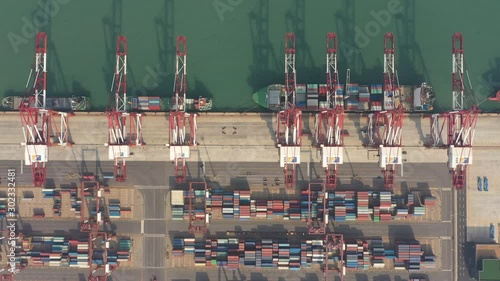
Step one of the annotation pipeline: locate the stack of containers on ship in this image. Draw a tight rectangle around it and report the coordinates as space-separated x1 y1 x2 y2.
131 96 161 111
306 84 319 110
358 85 370 111
370 84 383 111
345 84 358 110
296 84 306 110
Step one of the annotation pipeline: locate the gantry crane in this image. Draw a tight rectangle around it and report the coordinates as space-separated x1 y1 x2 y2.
105 36 144 182
88 232 115 281
80 174 106 232
19 32 73 187
323 233 345 281
366 33 404 191
276 33 302 189
429 33 479 189
316 33 344 190
307 183 328 235
168 36 197 183
187 182 208 234
79 173 115 280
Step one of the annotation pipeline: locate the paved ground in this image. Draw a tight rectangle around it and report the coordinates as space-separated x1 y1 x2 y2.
1 113 500 164
11 265 453 281
0 159 455 281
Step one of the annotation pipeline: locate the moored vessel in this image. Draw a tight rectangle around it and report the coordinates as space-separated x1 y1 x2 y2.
252 83 435 112
2 96 90 111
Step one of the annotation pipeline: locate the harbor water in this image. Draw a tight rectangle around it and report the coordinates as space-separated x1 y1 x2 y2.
1 0 500 112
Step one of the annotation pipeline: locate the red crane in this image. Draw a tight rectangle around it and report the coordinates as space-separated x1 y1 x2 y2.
276 33 302 189
80 174 106 232
168 36 197 183
106 36 144 182
367 33 404 191
429 33 478 189
452 33 465 111
19 32 73 187
383 33 398 110
307 183 327 234
88 232 116 281
316 33 344 190
323 233 345 281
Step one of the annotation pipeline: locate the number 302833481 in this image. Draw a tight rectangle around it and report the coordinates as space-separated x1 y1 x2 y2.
7 169 15 216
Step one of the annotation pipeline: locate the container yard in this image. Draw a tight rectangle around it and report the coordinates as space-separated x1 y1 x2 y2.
3 1 500 280
169 189 441 223
169 237 439 272
6 186 139 220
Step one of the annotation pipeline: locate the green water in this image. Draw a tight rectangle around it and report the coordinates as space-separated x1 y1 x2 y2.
1 0 500 112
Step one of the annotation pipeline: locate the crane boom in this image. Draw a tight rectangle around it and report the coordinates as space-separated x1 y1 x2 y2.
429 32 478 189
106 36 144 182
168 36 197 183
277 33 302 188
452 32 464 111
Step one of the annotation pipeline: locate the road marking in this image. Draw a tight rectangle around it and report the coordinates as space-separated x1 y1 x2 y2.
141 220 144 234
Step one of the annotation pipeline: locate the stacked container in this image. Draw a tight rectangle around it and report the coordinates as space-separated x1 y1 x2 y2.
370 84 383 111
148 97 161 110
345 240 370 270
306 84 319 110
358 85 370 111
239 191 251 220
335 84 345 106
131 96 162 111
371 240 385 269
65 185 81 218
357 192 370 221
0 197 6 218
288 200 302 220
108 200 121 219
396 241 423 271
420 255 437 270
331 193 346 222
295 84 306 108
413 206 426 216
424 196 436 207
223 192 233 219
178 237 327 270
171 190 184 220
379 192 393 221
172 238 184 256
396 208 409 217
53 191 61 217
117 239 132 261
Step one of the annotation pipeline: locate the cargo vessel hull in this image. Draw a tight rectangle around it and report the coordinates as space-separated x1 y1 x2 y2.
2 96 90 111
253 83 435 112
